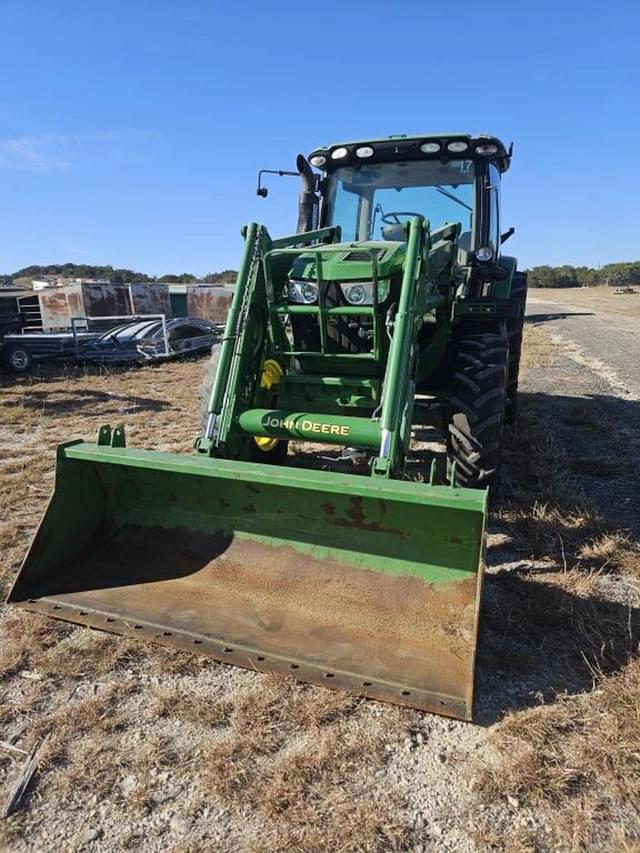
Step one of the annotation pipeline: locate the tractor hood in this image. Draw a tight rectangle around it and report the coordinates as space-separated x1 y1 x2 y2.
289 240 406 282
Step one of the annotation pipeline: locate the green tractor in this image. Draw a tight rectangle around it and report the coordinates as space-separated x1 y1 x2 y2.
9 133 527 721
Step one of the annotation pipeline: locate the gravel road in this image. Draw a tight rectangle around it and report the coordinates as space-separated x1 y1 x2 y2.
527 294 640 399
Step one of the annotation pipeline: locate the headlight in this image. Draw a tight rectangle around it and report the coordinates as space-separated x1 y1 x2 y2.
475 247 494 263
420 141 441 153
309 154 327 167
341 281 390 305
287 280 318 304
330 146 349 160
344 284 367 305
355 145 374 159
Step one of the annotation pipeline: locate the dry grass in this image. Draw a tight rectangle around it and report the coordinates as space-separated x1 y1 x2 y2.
498 405 601 564
579 532 640 577
520 325 566 370
474 323 640 851
479 567 638 679
0 678 139 850
28 680 137 758
0 610 144 680
245 727 409 853
497 333 639 576
0 359 203 600
474 662 640 851
150 687 234 728
568 455 629 478
0 610 71 677
0 403 37 426
530 285 640 319
195 678 412 852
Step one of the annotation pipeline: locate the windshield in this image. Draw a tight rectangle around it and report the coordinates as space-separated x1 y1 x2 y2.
326 160 475 244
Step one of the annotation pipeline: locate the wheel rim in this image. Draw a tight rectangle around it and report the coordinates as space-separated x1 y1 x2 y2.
253 359 283 452
11 350 29 370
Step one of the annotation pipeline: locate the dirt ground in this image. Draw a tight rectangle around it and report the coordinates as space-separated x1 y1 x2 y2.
0 306 639 852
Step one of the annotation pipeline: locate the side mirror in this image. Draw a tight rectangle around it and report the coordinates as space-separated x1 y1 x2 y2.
256 168 299 198
500 226 515 245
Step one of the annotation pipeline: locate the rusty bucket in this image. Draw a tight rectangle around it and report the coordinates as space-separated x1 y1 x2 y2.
9 439 487 720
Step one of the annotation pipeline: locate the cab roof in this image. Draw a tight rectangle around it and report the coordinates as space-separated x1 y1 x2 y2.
309 133 511 173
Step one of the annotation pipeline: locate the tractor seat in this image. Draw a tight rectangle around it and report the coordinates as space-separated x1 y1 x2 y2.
381 222 406 241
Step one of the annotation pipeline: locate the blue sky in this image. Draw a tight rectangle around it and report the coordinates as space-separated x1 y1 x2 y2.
0 0 638 276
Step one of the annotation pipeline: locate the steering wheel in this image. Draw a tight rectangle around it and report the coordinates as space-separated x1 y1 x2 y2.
381 211 423 225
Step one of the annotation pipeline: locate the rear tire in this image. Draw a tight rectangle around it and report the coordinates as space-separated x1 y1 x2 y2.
446 329 509 488
505 271 528 423
200 344 288 464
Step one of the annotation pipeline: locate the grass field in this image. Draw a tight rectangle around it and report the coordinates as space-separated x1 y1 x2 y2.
529 285 640 317
0 323 638 852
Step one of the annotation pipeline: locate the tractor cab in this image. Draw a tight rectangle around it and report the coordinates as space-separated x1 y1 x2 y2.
280 134 512 375
308 134 511 269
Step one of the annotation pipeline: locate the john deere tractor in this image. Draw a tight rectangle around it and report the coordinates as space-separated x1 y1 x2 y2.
10 133 527 721
201 133 526 488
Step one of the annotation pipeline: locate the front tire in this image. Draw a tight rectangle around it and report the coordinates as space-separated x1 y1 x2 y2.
446 329 509 488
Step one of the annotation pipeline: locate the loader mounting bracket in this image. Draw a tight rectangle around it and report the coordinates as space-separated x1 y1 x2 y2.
97 424 126 448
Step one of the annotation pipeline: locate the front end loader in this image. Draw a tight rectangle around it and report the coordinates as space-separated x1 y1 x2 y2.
9 133 526 721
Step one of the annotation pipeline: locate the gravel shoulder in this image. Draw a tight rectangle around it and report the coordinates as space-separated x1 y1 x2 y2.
527 287 640 399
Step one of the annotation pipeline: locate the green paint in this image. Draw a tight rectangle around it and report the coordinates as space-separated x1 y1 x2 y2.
12 442 486 594
238 408 382 449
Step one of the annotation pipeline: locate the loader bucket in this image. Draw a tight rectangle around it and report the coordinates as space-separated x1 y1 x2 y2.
9 441 487 720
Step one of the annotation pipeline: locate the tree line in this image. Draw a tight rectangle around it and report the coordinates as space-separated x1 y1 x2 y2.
5 260 640 290
527 261 640 288
4 264 237 285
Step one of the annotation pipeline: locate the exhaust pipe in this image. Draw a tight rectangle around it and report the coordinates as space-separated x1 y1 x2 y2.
296 154 319 234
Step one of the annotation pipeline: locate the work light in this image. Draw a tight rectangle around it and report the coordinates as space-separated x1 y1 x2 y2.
447 140 469 153
309 154 327 167
475 143 498 156
330 147 349 160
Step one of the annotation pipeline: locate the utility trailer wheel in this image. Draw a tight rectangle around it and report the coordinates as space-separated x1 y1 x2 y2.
446 330 509 488
505 271 528 423
200 344 288 464
1 344 32 374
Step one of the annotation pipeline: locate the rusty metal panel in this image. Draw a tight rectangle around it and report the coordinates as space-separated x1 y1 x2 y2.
24 283 172 332
65 284 87 329
66 287 84 318
186 286 232 324
39 289 73 331
130 284 172 318
82 284 132 318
